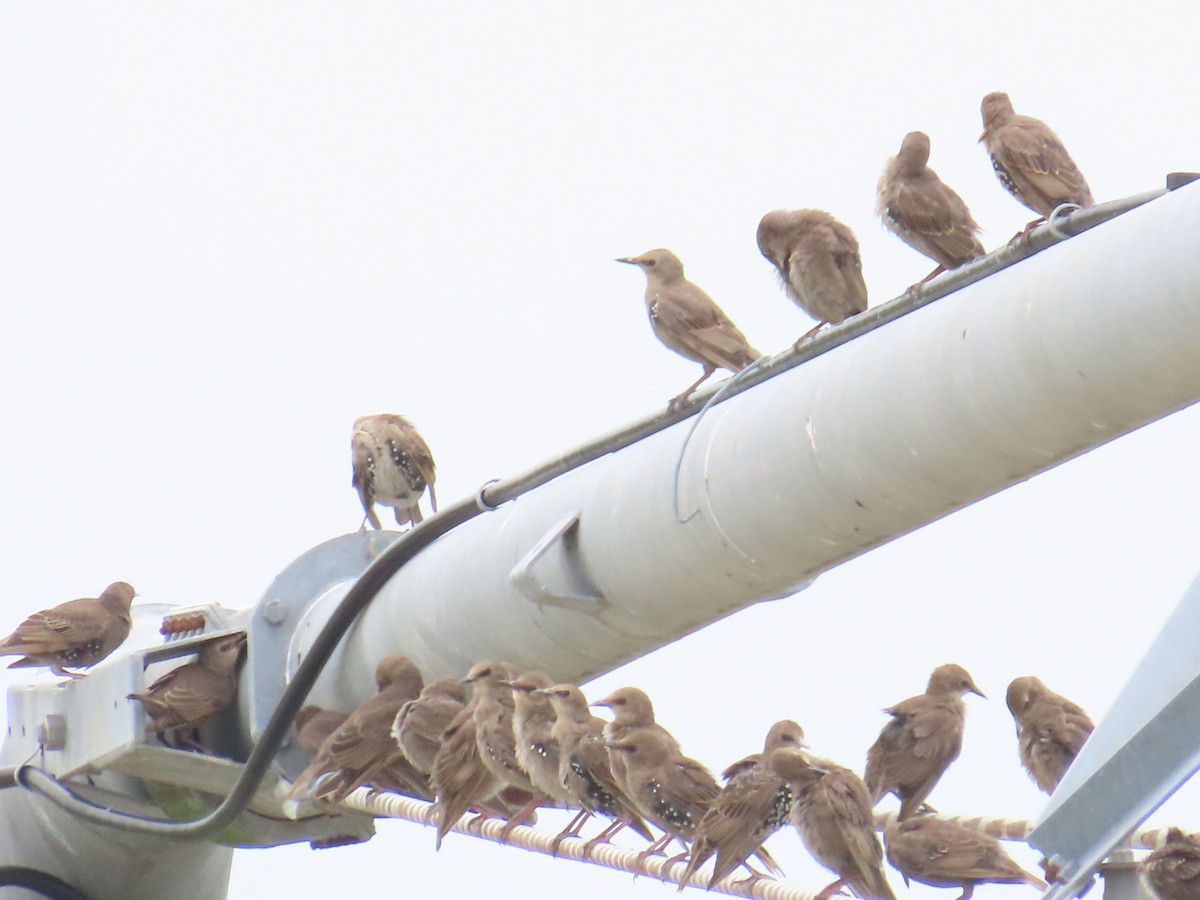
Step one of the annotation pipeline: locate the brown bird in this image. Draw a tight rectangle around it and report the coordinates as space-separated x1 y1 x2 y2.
680 721 807 889
865 664 984 821
787 749 896 900
980 91 1094 225
617 249 761 410
884 813 1047 900
0 581 136 678
286 655 427 803
464 660 547 839
1006 676 1094 794
594 686 683 789
392 676 469 777
607 729 721 861
431 693 495 848
877 131 987 283
540 683 654 854
128 632 246 751
294 706 348 755
351 414 438 530
1144 827 1200 900
507 671 570 807
756 209 868 344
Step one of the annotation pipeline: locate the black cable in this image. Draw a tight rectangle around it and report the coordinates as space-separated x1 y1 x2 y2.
0 867 93 900
17 494 487 839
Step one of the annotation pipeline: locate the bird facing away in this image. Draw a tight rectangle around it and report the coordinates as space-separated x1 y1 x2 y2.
787 749 896 900
980 91 1094 221
756 209 868 343
286 655 427 804
616 249 761 410
607 728 720 853
1143 828 1200 900
128 632 246 751
884 814 1047 900
294 706 348 755
351 414 438 530
392 676 470 777
540 683 654 854
865 664 985 821
876 131 987 282
1006 676 1094 794
0 581 136 678
680 722 808 889
431 687 511 849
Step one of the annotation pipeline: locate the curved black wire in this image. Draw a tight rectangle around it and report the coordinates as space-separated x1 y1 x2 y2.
17 494 487 839
0 867 93 900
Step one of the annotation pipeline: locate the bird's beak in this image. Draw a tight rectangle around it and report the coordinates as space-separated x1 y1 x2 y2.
591 699 612 709
605 741 632 753
615 257 640 266
458 675 474 685
970 683 987 699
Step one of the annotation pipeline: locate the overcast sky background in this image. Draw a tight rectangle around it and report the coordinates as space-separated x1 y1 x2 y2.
2 3 1199 899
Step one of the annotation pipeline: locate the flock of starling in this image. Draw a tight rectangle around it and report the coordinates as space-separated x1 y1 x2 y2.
2 89 1196 899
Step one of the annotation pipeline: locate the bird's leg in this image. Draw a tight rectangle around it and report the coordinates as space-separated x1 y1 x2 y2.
668 366 717 411
919 264 947 283
793 321 829 348
730 861 771 889
498 795 543 841
815 877 849 900
635 833 676 865
51 665 85 680
955 882 976 900
551 810 593 855
1008 217 1046 247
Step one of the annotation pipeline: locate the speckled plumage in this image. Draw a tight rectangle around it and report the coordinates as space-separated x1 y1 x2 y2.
1144 828 1200 900
980 92 1094 219
0 582 136 678
351 413 437 530
608 729 719 844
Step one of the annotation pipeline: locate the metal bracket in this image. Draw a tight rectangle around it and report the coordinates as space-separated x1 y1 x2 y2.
510 512 607 611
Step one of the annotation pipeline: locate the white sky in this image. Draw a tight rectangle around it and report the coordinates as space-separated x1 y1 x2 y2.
2 3 1199 899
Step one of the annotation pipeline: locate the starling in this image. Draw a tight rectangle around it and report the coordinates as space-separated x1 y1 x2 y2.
680 721 807 889
877 131 987 282
507 671 571 807
351 414 438 530
541 683 654 853
594 686 683 785
128 632 246 750
0 581 136 678
295 706 349 755
786 748 896 900
980 91 1094 222
1006 676 1094 794
607 729 720 861
286 655 427 803
431 694 496 848
884 813 1046 900
1144 827 1200 900
392 676 469 777
616 249 761 410
756 209 868 343
865 664 984 820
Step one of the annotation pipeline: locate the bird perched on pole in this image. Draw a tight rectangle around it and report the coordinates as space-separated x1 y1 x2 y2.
884 813 1047 900
756 209 869 344
593 686 682 787
787 746 895 900
1005 676 1094 794
877 131 987 283
0 582 136 678
392 676 469 778
679 721 806 889
507 671 570 810
980 91 1094 228
540 683 654 855
351 414 437 530
606 728 720 863
128 633 247 751
616 249 761 410
865 664 985 820
1143 827 1200 900
286 655 427 804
